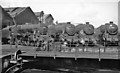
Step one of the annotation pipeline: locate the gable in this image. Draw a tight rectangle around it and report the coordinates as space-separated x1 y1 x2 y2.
43 14 54 20
4 7 39 25
4 7 26 17
0 6 14 29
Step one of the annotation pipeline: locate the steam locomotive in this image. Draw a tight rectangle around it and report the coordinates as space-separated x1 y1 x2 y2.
98 21 119 46
30 21 119 52
2 21 120 53
2 21 120 73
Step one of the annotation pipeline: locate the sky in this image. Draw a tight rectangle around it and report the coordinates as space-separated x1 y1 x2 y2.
0 0 119 27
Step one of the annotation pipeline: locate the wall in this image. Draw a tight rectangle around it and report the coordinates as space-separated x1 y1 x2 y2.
14 7 39 25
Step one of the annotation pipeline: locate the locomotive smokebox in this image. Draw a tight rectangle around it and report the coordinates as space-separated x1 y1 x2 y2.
106 21 118 35
83 22 94 35
110 21 113 24
67 22 71 24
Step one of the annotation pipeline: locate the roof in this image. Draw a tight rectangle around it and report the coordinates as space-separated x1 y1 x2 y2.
34 12 54 20
0 6 14 29
43 14 54 20
1 6 13 20
4 7 39 25
34 12 42 17
4 7 27 17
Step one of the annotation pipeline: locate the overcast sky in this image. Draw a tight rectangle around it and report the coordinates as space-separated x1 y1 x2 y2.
0 0 119 27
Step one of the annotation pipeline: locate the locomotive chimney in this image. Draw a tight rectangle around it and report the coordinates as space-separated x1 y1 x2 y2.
67 22 71 24
109 21 113 24
86 22 89 24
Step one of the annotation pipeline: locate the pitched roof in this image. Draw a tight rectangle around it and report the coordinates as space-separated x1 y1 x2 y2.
34 12 54 20
34 11 44 17
34 12 41 17
43 14 54 20
0 6 14 29
4 7 27 17
4 7 39 25
1 6 13 20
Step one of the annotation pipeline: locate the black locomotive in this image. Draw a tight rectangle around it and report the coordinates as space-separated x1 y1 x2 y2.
2 21 120 73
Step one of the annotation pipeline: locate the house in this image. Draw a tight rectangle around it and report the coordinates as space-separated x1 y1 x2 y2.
34 11 44 22
0 6 14 29
4 7 39 25
34 11 54 25
43 14 54 24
